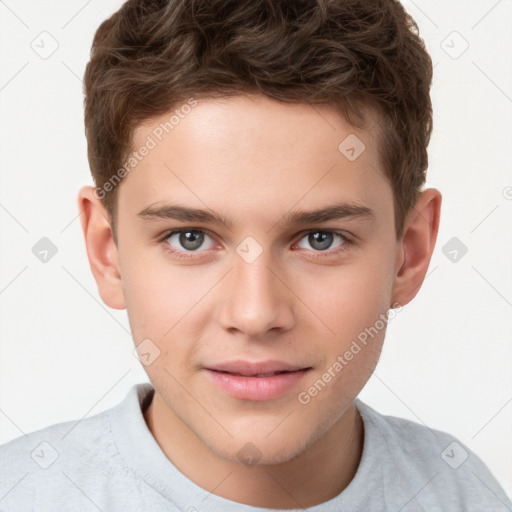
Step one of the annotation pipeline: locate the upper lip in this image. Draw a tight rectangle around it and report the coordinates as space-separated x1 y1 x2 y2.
205 360 309 376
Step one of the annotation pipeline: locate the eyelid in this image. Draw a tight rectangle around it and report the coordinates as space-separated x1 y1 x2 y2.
160 227 215 240
161 227 219 249
294 228 353 243
160 227 357 258
292 229 353 255
160 227 352 246
159 228 219 261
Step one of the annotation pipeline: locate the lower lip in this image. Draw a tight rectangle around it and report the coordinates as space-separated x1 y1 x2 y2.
204 369 310 401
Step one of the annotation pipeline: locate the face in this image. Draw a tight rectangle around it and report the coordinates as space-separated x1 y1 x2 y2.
114 94 400 464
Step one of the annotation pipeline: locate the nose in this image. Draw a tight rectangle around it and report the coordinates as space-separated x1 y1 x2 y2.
217 248 295 339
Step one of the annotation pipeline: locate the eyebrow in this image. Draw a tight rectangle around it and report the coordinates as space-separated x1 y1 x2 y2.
137 201 374 228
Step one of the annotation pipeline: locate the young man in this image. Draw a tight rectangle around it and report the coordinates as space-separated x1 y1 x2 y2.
0 0 509 510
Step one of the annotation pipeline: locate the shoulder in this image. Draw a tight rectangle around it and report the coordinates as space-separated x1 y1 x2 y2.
0 401 117 471
0 404 121 490
0 385 150 511
356 400 511 510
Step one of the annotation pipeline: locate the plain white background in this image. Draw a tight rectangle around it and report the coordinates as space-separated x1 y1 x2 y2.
0 0 511 499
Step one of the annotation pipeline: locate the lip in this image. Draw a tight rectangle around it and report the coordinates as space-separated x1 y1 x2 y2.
204 360 311 401
206 359 307 376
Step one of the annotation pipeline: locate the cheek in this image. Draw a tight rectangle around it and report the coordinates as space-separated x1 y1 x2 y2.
121 260 220 378
298 287 389 413
314 254 394 398
295 253 394 342
120 245 201 335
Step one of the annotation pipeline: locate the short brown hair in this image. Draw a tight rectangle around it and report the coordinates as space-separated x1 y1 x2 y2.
83 0 433 240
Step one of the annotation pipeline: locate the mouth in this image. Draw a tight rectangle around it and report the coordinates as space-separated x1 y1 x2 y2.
203 360 312 401
205 359 309 376
211 370 297 377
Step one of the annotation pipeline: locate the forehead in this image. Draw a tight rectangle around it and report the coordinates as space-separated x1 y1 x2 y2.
119 94 391 226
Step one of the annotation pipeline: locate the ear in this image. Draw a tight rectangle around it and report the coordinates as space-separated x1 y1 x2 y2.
77 186 125 310
390 188 442 307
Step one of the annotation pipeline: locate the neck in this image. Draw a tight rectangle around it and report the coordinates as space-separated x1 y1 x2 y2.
144 392 364 509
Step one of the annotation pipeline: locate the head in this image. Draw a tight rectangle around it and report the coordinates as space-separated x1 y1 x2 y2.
79 0 441 466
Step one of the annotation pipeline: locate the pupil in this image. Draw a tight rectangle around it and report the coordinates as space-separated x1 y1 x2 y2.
309 231 332 251
180 231 203 250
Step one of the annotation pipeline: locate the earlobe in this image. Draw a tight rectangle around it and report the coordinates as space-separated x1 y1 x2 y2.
391 188 442 307
77 186 126 310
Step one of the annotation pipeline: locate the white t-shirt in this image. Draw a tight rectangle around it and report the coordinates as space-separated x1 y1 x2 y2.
0 383 510 511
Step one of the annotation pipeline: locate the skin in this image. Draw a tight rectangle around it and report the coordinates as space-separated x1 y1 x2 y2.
78 94 441 508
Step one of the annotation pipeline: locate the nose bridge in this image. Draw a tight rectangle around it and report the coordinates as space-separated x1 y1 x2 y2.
235 251 275 298
218 240 294 336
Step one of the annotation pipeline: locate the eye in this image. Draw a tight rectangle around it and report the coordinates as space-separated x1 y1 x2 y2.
295 230 349 252
164 229 216 253
161 228 351 260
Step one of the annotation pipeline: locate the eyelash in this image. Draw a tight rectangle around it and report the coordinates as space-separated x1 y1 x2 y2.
159 228 353 260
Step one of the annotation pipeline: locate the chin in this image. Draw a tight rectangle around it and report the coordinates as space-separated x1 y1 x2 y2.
203 429 314 467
